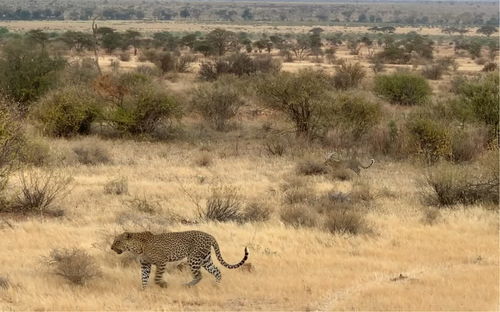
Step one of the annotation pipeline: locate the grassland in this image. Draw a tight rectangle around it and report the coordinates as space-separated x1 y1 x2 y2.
0 129 498 310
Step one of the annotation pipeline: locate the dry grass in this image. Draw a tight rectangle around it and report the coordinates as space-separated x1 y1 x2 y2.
1 136 496 310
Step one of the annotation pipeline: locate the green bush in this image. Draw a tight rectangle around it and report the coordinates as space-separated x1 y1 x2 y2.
374 72 431 106
333 92 382 139
190 80 244 131
109 83 182 135
0 101 24 195
33 86 100 137
408 118 451 163
452 72 499 136
0 39 66 108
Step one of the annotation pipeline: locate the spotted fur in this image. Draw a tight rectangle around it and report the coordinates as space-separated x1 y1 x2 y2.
111 230 249 288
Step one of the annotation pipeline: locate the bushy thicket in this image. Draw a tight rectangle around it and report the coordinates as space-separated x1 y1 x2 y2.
0 102 23 196
374 72 431 106
32 86 100 137
451 72 499 137
0 40 66 108
199 53 280 81
424 152 498 207
190 78 244 131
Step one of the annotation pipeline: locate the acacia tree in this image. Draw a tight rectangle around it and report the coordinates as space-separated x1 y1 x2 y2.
257 69 331 138
206 28 238 56
477 25 498 37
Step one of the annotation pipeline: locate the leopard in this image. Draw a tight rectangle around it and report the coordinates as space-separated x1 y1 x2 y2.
324 152 375 175
111 230 249 289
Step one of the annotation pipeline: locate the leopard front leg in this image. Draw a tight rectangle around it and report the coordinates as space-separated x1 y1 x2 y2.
140 261 151 289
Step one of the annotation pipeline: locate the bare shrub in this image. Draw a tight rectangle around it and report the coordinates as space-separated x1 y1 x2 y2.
44 248 101 285
118 52 131 62
324 210 366 235
12 170 72 215
280 205 317 228
200 186 243 222
104 177 128 195
263 137 287 156
281 178 314 205
194 152 213 167
482 62 498 72
350 180 373 203
421 64 444 80
332 62 366 90
421 207 441 225
240 201 271 223
72 141 112 165
125 195 161 214
329 167 353 181
451 128 487 163
296 159 328 176
0 276 10 289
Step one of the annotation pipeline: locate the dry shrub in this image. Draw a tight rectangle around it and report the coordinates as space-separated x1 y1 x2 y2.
194 153 212 167
451 127 487 163
0 102 24 194
104 177 128 195
240 201 271 223
0 276 10 289
332 62 366 90
350 180 373 202
424 157 499 206
118 52 131 62
329 167 353 181
421 207 441 225
324 210 367 235
296 159 328 176
263 137 287 156
281 178 314 205
19 136 51 167
280 205 317 228
421 64 444 80
481 62 497 72
200 186 243 222
45 248 101 285
11 170 72 216
125 195 161 214
73 141 112 165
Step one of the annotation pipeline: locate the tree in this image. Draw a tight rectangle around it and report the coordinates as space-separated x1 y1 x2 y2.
60 31 94 52
124 30 142 55
26 29 50 49
242 8 253 21
206 28 238 56
477 25 498 37
179 8 190 19
257 69 331 138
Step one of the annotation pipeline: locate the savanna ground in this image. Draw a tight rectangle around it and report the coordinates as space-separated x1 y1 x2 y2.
0 19 499 311
0 135 498 310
